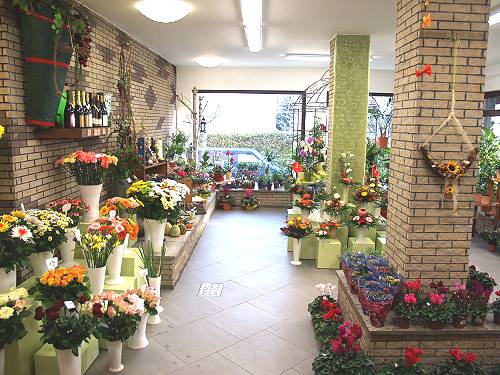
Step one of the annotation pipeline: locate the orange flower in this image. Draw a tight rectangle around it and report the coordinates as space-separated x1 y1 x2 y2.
422 13 431 28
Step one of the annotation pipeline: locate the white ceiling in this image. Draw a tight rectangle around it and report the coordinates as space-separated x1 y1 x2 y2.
80 0 500 69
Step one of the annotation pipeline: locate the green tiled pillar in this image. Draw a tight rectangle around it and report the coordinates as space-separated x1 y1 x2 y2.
326 35 371 192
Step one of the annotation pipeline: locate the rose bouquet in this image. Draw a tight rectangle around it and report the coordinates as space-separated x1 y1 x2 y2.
129 286 159 317
0 211 34 273
48 199 88 228
0 287 30 350
434 349 487 375
29 265 90 307
316 219 342 239
339 152 354 185
380 347 428 375
352 208 376 229
55 151 118 185
280 217 313 239
293 193 319 214
99 197 141 218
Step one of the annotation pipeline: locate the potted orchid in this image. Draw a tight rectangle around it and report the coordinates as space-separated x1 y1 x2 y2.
380 347 428 375
0 211 34 291
55 151 118 223
434 349 487 375
351 207 376 241
49 199 88 266
394 293 419 329
91 291 142 372
280 217 312 266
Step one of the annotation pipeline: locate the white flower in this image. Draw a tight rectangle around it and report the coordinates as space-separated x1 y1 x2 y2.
366 217 373 223
109 210 117 219
353 216 360 221
0 306 14 320
340 153 346 158
11 226 33 242
333 193 340 199
61 203 72 213
345 168 352 173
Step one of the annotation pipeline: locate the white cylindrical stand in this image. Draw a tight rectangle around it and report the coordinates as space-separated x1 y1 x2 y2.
28 251 54 278
107 341 124 373
79 184 103 223
291 238 302 266
55 347 81 375
0 266 16 292
87 266 106 295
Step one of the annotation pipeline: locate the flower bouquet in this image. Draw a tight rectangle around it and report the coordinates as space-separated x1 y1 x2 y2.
394 293 419 329
29 265 90 307
91 291 142 371
316 219 342 239
380 347 428 375
49 199 88 266
34 300 95 374
99 197 140 218
323 192 346 219
23 209 72 278
0 211 34 290
76 231 117 295
241 189 259 210
351 208 376 241
56 151 118 223
420 292 452 329
127 287 160 346
434 349 486 375
353 184 378 204
293 193 319 218
0 287 30 358
280 217 312 266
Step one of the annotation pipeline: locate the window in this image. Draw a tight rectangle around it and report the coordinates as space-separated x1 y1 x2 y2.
484 91 500 137
368 93 393 140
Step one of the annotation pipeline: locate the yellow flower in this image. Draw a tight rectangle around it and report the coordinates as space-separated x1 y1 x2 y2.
361 192 368 197
0 221 9 232
0 306 14 320
1 215 17 223
11 210 26 219
0 124 4 139
288 220 294 225
445 161 459 175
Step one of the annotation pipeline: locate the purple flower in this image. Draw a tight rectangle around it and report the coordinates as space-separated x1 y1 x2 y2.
306 136 314 145
299 149 308 158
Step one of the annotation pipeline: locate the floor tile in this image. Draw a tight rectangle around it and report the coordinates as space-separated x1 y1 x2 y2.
154 319 239 363
168 353 251 375
233 269 294 294
247 288 312 319
185 262 247 283
267 312 320 354
220 331 311 375
163 293 222 326
206 302 281 339
281 369 304 375
199 280 260 309
293 354 316 375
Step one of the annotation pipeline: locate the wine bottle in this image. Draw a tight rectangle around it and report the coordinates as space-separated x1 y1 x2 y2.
100 94 108 127
64 90 75 128
87 92 93 128
92 93 101 127
75 90 84 128
81 91 88 128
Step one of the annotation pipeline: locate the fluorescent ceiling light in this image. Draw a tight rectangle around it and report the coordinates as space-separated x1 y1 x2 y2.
240 0 262 52
136 0 192 23
284 54 330 62
490 10 500 26
194 56 223 68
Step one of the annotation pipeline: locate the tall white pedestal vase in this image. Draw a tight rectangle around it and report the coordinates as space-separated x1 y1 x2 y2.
87 267 106 295
55 348 81 375
342 186 350 203
143 219 166 253
107 341 124 373
357 227 367 241
0 266 16 292
300 210 309 220
59 227 77 267
0 347 5 375
148 276 162 325
29 251 54 278
106 244 124 285
79 184 102 223
291 238 302 266
128 313 149 349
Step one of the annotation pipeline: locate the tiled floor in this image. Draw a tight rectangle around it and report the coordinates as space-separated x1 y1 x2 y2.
86 208 338 375
85 208 499 375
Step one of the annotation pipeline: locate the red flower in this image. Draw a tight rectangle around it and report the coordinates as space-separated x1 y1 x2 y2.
464 352 476 364
77 294 89 304
34 306 45 321
405 346 423 367
495 290 500 297
403 278 421 292
449 348 464 362
46 308 60 321
92 303 104 318
292 162 303 173
178 170 187 178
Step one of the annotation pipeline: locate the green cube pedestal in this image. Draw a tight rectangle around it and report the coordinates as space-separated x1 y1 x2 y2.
315 239 341 269
300 234 317 260
34 337 99 375
376 222 386 231
121 248 144 278
351 227 377 242
348 237 375 252
376 230 386 239
376 236 386 253
335 227 349 250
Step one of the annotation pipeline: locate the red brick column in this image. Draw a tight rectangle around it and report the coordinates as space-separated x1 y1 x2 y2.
386 0 491 284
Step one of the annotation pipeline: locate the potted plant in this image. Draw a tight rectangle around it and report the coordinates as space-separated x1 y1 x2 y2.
480 230 497 252
49 199 88 266
468 292 489 327
56 151 118 223
447 284 470 329
0 211 34 291
0 287 30 375
420 292 452 329
434 348 487 375
91 291 142 371
218 187 235 210
280 217 313 266
477 128 500 211
380 347 428 375
213 165 225 182
241 189 259 211
394 293 419 329
311 298 343 348
109 147 141 197
312 321 376 375
351 208 376 241
258 173 272 190
24 209 72 278
293 193 319 219
34 300 94 375
491 290 500 325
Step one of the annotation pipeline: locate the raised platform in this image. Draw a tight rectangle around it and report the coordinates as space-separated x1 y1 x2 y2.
158 193 217 288
336 270 500 368
222 189 292 208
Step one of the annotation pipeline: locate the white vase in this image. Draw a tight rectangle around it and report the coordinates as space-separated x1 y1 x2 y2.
29 251 54 278
0 348 4 375
107 341 124 373
79 184 103 223
87 266 106 296
55 347 81 375
59 228 76 267
0 266 16 293
301 210 309 220
342 186 350 202
291 238 302 266
357 227 367 241
128 313 149 349
147 276 162 325
106 244 124 285
143 219 166 254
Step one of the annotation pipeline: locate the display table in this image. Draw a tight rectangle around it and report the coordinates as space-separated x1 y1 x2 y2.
315 239 341 269
348 237 375 252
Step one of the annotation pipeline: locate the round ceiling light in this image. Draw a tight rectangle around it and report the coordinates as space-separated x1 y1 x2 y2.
194 56 223 68
136 0 192 23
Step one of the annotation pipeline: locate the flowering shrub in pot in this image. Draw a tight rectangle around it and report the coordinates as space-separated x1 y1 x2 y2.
434 349 487 375
449 284 470 329
394 293 419 329
311 297 343 348
241 189 259 211
380 347 428 375
420 292 452 329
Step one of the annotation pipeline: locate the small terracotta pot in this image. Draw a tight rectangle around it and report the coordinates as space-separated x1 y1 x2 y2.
494 311 500 325
487 242 497 253
397 317 410 329
471 316 485 327
222 202 232 211
427 320 445 330
452 316 466 329
376 136 389 148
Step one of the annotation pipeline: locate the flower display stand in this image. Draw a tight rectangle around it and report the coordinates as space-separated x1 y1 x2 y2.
351 227 377 242
348 237 376 252
287 207 301 215
34 337 98 375
299 234 317 260
376 230 386 239
376 236 386 253
315 239 341 269
335 226 349 249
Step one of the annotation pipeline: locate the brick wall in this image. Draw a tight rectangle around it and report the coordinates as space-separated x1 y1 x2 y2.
0 0 176 211
221 190 292 208
386 0 490 284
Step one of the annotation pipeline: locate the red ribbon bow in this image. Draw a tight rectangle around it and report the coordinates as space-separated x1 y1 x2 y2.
292 162 303 173
416 64 432 78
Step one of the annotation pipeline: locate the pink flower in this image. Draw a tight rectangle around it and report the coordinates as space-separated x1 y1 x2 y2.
107 306 116 318
429 292 444 305
365 217 373 223
88 222 101 230
404 293 417 305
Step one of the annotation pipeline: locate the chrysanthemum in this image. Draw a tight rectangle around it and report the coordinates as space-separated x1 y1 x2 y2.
11 225 33 242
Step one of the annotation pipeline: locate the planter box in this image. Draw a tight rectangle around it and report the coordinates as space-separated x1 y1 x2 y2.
315 239 341 269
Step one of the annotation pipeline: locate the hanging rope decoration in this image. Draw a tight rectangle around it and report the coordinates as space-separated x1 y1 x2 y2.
419 38 479 214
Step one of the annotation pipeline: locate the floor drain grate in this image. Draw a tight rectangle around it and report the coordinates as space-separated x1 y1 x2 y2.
198 282 224 297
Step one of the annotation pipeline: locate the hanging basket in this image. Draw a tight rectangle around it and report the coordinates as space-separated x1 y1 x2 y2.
20 7 73 127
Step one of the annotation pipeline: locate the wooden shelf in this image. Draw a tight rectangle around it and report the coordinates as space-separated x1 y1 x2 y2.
37 127 112 139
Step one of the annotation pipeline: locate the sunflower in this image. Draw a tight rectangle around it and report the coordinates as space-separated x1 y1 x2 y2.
445 161 460 175
0 221 9 232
